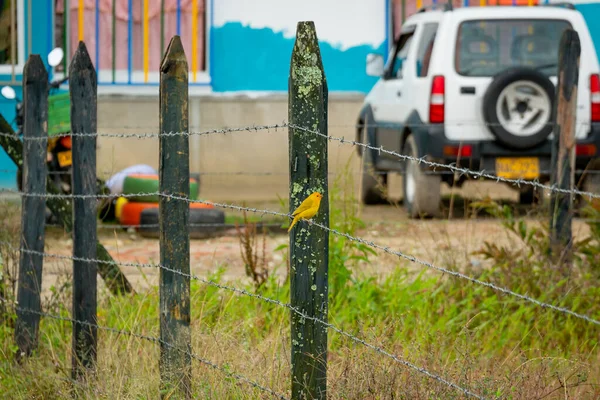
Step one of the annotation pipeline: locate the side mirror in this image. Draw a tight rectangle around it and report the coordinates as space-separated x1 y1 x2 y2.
48 47 64 68
1 86 16 100
366 53 384 77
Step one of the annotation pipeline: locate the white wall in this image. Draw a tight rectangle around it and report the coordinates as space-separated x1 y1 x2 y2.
213 0 387 50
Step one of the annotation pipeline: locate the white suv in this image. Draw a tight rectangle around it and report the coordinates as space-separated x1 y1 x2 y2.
357 3 600 217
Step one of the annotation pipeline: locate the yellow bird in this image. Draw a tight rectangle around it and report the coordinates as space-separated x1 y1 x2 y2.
288 192 323 233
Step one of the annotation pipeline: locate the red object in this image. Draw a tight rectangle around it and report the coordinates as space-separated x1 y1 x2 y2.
430 75 445 123
59 135 72 149
590 74 600 122
120 201 214 226
576 143 597 157
443 144 473 158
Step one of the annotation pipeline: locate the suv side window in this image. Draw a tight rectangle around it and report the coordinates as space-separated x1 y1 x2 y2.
416 23 438 77
385 28 416 80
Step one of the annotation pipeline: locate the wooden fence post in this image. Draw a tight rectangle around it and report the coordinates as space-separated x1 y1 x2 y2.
288 21 329 400
159 35 192 399
14 55 48 359
550 29 580 262
69 41 98 380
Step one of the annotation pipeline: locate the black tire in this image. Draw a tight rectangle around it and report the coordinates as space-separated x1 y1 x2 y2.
518 186 542 205
359 117 388 205
482 67 555 150
138 207 226 238
402 135 441 218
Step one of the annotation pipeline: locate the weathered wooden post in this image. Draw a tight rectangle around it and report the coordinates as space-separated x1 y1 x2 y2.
159 35 192 399
288 21 329 399
550 29 580 262
14 55 48 359
69 41 98 380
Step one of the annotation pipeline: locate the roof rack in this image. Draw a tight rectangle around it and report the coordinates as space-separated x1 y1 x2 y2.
537 2 575 9
416 2 453 13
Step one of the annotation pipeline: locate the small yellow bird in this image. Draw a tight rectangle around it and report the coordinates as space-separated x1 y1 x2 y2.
288 191 323 233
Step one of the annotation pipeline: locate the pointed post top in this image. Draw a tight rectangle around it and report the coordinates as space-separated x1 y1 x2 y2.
69 41 97 82
161 35 188 74
290 21 326 95
23 55 48 83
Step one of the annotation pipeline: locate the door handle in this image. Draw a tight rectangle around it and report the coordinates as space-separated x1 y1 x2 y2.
397 91 402 97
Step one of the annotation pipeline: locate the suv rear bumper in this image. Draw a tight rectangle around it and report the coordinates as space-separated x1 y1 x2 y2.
419 123 600 181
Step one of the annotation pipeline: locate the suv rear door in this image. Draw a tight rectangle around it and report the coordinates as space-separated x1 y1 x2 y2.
443 17 573 142
370 25 417 158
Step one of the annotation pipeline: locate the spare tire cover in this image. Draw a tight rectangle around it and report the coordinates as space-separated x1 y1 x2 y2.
482 67 555 150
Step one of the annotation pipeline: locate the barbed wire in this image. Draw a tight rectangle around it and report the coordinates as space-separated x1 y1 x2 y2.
0 123 289 140
289 124 600 200
1 120 596 140
2 169 599 177
7 304 288 400
1 243 486 399
2 124 599 200
2 190 600 327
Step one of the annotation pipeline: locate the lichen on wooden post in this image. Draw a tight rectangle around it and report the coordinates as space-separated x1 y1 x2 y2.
158 35 192 399
288 21 329 400
69 41 98 380
550 28 580 263
14 54 48 360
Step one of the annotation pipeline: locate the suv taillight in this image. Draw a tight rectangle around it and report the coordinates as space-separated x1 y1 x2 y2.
430 75 445 123
591 74 600 122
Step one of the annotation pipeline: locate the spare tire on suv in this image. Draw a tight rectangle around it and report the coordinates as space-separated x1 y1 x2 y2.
482 67 556 150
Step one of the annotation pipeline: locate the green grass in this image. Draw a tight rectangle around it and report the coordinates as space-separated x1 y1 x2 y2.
1 165 600 399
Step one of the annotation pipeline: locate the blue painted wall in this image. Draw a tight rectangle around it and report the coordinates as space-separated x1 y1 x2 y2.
576 3 600 61
211 22 386 93
0 0 54 189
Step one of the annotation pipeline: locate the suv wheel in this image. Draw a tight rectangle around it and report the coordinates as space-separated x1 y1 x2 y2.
402 135 441 218
482 67 555 150
518 186 542 205
360 118 388 205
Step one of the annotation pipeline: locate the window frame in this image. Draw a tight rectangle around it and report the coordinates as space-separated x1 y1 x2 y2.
0 0 26 75
415 22 439 78
384 24 417 81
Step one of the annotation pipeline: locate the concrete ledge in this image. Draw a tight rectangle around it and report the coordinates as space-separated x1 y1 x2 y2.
97 90 366 102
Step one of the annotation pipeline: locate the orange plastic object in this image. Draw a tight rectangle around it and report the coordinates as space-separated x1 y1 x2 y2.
119 200 215 226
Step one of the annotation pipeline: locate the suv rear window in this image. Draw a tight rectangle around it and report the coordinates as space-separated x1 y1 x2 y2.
455 19 572 77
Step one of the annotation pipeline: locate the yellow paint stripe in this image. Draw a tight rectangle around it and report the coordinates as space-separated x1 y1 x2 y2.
192 0 198 82
78 0 84 41
416 0 422 9
143 0 149 83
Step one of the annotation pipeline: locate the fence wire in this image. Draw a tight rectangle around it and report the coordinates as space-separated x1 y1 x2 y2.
289 124 600 200
0 123 289 140
1 191 599 327
6 304 289 400
1 121 599 200
1 242 487 400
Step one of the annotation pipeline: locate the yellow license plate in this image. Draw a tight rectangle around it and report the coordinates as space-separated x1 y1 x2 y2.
57 151 72 167
495 157 539 179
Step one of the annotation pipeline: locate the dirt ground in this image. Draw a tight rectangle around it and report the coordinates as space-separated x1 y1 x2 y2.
34 179 595 299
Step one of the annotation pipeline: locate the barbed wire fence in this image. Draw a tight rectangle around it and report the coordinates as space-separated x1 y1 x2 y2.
1 25 599 400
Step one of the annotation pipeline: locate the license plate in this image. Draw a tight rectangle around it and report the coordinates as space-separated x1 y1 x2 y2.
57 151 72 167
495 157 539 179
